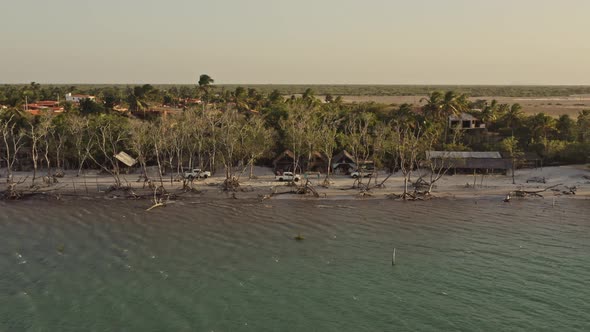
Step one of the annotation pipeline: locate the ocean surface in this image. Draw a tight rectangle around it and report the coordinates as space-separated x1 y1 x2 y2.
0 197 589 331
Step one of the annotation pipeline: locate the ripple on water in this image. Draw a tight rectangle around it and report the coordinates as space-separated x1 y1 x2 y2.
1 198 589 331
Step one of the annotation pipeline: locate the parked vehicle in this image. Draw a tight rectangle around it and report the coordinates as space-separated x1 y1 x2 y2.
275 172 301 182
350 170 373 178
183 168 211 179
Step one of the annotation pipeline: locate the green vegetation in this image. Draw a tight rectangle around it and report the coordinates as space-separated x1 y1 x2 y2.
1 79 589 196
3 83 590 101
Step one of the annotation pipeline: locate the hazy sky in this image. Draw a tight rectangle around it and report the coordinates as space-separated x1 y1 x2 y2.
1 0 589 84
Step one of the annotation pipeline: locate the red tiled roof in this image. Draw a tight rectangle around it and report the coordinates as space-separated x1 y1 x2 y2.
36 100 59 106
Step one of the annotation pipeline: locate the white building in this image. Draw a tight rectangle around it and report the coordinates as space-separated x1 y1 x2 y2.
65 93 96 103
448 112 485 129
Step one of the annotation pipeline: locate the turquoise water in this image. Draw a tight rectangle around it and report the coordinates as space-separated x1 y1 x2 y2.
1 198 589 331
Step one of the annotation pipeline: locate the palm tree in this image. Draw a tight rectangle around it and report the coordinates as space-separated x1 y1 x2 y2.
301 88 319 107
480 99 499 125
497 103 510 116
420 91 443 120
198 74 214 88
127 87 149 115
503 103 523 135
578 110 590 143
198 74 214 107
529 113 556 142
391 103 417 127
501 136 522 184
440 91 468 118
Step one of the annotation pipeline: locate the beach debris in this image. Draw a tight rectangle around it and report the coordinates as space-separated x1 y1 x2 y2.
508 184 562 199
258 194 271 201
387 190 432 201
562 186 577 195
412 177 431 190
114 151 137 167
357 190 373 198
526 176 546 184
1 176 28 200
222 177 240 192
146 185 170 211
267 179 321 198
42 175 59 185
296 180 320 197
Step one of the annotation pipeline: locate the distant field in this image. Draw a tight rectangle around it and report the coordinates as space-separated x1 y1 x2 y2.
6 84 590 98
3 84 589 116
214 85 590 98
333 95 590 117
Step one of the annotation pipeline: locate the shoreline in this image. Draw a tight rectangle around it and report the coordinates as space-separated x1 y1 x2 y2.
2 165 589 204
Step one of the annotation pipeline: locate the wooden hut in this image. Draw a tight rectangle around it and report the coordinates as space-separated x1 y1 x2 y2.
273 150 296 174
332 150 357 175
307 151 328 173
426 151 510 174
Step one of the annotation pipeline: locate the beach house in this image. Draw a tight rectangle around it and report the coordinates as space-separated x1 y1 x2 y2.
65 93 96 103
426 151 510 174
448 113 485 130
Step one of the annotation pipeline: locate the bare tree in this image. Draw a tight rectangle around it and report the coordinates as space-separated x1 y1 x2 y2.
340 112 375 189
87 115 128 188
129 119 154 186
217 109 245 182
66 115 93 176
279 104 312 174
371 122 394 188
242 115 276 179
315 112 340 183
392 124 422 199
51 117 67 174
1 115 26 184
27 118 43 185
39 115 55 178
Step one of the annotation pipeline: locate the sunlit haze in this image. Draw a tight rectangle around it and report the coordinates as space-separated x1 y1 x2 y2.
1 0 589 84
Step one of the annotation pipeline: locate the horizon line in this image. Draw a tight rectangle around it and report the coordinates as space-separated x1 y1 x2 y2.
2 82 590 87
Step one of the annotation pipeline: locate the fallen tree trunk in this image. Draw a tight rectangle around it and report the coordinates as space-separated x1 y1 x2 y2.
509 184 562 198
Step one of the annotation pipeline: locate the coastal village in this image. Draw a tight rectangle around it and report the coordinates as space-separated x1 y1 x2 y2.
3 2 590 331
1 82 589 202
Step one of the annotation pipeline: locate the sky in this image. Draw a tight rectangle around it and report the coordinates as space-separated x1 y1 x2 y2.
1 0 590 85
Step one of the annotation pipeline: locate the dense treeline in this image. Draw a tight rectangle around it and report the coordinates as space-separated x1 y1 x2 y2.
1 79 589 192
3 83 590 100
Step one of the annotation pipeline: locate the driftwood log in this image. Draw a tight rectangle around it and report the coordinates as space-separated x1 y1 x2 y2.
509 184 562 198
264 180 321 199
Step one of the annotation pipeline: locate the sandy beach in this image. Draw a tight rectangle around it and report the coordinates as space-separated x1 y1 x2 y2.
2 165 589 202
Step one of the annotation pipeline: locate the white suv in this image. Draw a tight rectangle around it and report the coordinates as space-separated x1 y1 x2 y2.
183 168 211 179
350 170 373 178
275 172 301 182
